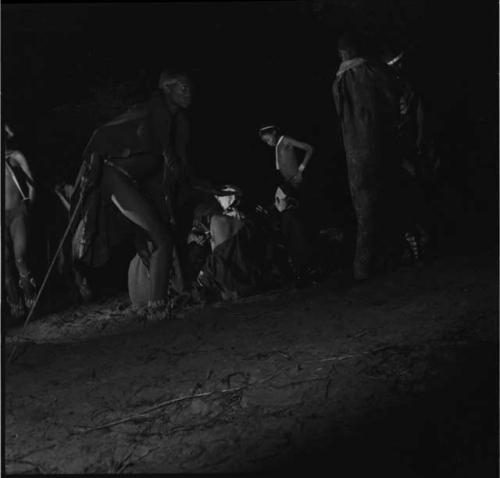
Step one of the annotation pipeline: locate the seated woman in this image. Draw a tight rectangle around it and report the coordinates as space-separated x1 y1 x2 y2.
192 185 262 302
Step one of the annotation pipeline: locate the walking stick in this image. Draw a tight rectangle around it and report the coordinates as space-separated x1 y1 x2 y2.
5 158 29 201
7 155 95 363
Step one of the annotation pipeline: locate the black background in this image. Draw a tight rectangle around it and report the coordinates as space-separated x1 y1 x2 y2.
2 1 498 255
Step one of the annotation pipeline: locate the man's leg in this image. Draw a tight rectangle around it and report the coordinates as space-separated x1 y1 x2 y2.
9 208 37 307
281 208 311 275
351 189 376 280
103 167 172 303
3 228 25 318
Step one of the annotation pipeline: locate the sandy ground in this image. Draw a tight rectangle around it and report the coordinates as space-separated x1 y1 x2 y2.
4 249 498 475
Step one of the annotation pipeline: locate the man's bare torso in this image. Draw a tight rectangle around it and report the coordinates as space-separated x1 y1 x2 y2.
276 138 300 181
4 151 29 211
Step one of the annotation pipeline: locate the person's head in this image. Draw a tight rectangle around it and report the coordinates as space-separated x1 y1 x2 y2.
337 32 364 62
214 184 242 211
258 125 281 147
158 69 192 109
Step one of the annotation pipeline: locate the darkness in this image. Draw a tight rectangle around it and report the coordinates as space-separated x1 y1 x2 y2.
4 1 497 197
3 0 498 302
2 2 498 474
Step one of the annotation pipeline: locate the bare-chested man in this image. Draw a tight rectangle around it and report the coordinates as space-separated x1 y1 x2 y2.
259 125 315 283
259 125 314 189
3 124 37 319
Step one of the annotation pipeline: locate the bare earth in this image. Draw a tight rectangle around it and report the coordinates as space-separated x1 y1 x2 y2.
4 250 498 475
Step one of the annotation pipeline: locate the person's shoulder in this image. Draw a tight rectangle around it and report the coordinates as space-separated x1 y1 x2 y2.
147 90 166 108
281 135 292 145
6 150 26 162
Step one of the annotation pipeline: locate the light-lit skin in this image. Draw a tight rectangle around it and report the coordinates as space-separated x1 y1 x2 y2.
260 131 314 187
5 150 35 210
4 135 37 309
160 76 193 112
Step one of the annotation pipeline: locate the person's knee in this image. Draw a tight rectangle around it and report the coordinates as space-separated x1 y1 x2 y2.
150 223 172 250
5 270 17 286
14 253 27 269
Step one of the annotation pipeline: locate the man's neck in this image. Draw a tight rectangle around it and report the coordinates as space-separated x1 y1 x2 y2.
162 93 179 115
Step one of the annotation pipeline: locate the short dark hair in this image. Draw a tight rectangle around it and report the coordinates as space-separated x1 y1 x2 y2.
337 31 365 58
158 69 190 89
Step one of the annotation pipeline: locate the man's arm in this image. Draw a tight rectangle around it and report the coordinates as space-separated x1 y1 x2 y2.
148 95 174 160
11 151 35 202
174 110 190 171
285 137 314 172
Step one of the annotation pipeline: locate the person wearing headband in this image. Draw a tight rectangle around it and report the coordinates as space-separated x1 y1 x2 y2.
258 125 314 189
258 126 315 284
3 124 37 322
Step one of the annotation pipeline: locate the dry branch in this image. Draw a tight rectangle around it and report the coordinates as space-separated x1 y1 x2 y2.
76 370 281 434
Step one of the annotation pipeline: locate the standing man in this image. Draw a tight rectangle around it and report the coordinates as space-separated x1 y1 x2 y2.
3 124 37 320
258 125 315 283
382 44 433 262
71 69 193 317
259 125 314 190
332 32 400 280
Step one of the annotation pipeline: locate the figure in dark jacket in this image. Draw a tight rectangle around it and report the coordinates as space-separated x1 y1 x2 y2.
71 70 192 316
332 33 400 280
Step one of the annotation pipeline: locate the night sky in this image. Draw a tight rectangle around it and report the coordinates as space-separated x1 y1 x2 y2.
2 1 498 208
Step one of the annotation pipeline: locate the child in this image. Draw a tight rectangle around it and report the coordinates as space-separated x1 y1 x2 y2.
258 125 314 190
258 125 315 284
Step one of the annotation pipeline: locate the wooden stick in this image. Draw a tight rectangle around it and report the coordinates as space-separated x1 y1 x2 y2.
77 371 280 434
7 192 85 363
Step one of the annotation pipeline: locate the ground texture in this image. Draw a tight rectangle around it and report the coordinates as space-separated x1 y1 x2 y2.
4 249 498 475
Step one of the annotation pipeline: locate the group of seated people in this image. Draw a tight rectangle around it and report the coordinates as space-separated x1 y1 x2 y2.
4 32 438 324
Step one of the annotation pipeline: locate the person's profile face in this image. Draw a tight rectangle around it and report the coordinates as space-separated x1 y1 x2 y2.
338 49 350 62
261 133 276 147
166 77 192 108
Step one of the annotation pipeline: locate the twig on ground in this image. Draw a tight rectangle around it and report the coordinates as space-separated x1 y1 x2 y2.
6 459 48 474
119 446 161 473
76 370 281 434
114 450 133 474
314 353 359 363
272 376 329 389
306 345 394 364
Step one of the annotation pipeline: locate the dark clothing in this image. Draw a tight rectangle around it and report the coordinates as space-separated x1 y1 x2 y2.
198 223 260 300
333 58 400 278
280 208 311 271
71 92 186 268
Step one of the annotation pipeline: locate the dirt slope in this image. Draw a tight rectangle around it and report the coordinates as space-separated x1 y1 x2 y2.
4 250 498 475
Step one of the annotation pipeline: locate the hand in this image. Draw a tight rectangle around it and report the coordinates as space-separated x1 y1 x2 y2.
165 153 177 170
188 232 207 246
290 171 303 187
137 248 151 269
256 205 268 215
